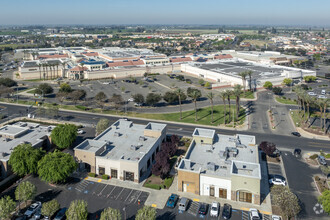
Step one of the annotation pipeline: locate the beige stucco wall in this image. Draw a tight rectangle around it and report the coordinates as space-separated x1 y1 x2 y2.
193 136 213 145
74 150 96 173
231 175 260 195
178 169 200 194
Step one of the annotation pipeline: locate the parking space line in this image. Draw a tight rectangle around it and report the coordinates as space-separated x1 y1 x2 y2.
115 188 125 200
97 185 108 197
107 186 117 198
134 191 143 203
124 189 133 202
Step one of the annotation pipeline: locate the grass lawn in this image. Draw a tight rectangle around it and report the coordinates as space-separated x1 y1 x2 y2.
276 97 297 105
290 110 302 127
230 91 255 100
26 89 36 94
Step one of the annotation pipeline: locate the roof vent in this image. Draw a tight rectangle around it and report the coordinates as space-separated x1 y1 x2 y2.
130 145 139 151
114 132 121 137
139 136 146 141
207 162 216 171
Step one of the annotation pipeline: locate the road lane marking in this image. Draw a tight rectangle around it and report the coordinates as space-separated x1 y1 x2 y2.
124 189 133 202
107 186 117 198
134 191 143 203
98 185 108 197
116 188 125 200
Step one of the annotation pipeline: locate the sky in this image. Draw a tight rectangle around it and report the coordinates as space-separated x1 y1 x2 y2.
1 0 329 26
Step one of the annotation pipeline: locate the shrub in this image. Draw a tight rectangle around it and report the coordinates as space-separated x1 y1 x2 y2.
288 98 291 100
309 154 318 160
325 154 330 159
102 174 109 180
88 173 96 177
164 177 174 189
315 176 320 181
282 96 286 99
76 105 87 111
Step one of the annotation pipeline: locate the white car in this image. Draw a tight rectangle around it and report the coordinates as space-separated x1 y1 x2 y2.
77 129 85 134
308 92 316 96
210 201 219 217
102 82 110 85
249 208 260 220
272 215 281 220
318 95 327 99
269 176 286 186
24 202 42 218
128 97 134 102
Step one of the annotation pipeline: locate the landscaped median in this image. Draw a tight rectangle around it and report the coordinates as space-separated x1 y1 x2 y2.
0 98 246 127
275 96 297 105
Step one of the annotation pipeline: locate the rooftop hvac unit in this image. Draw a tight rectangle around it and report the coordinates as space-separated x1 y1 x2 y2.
130 145 139 151
207 162 216 171
139 136 146 141
114 132 121 137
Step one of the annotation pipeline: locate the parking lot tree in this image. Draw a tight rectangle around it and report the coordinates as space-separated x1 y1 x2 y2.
163 91 180 104
109 94 123 111
96 118 110 135
135 206 156 220
247 70 253 91
132 93 144 104
272 87 282 95
66 200 88 220
303 75 317 83
41 199 60 218
121 86 126 93
146 93 162 106
271 186 301 219
259 141 277 156
38 150 77 183
187 88 201 121
175 89 186 120
263 81 273 90
69 89 86 103
204 82 211 88
0 196 16 220
238 71 248 93
100 207 122 220
15 181 37 208
50 124 77 149
8 143 44 176
0 78 17 87
282 78 293 86
318 190 330 214
95 91 107 110
198 79 205 86
59 83 72 93
0 86 14 100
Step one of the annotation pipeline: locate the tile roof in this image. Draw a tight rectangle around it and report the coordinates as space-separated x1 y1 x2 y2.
70 66 88 72
38 54 68 59
214 54 233 60
83 52 99 57
170 57 193 63
106 60 145 67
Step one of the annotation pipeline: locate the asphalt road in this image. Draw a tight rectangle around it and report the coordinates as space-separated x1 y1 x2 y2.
1 102 329 153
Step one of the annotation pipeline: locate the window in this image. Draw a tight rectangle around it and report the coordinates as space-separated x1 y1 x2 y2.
111 169 118 179
219 188 227 199
124 171 134 181
210 186 215 197
238 191 252 203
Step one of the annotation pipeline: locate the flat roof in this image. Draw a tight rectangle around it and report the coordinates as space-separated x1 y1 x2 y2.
0 122 51 162
179 132 260 178
75 119 166 162
193 128 215 139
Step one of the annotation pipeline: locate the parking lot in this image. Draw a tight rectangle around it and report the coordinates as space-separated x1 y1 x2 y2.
157 201 272 220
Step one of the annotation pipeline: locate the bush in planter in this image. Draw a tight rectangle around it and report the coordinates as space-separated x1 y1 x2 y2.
164 177 174 189
88 173 96 177
102 174 109 180
309 154 318 160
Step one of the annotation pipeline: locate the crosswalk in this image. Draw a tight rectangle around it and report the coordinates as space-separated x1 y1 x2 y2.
73 180 89 193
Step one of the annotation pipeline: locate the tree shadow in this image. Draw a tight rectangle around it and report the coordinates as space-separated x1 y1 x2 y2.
35 189 62 203
156 211 176 220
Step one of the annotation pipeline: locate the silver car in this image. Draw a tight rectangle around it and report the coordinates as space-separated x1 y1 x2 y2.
24 202 42 218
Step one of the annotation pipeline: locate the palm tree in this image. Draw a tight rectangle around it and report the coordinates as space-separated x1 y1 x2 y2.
79 63 85 80
219 91 227 124
55 63 59 78
38 64 42 80
233 85 243 121
238 71 248 94
175 88 184 120
304 95 313 123
61 62 67 78
247 70 253 91
317 99 325 131
322 99 329 134
207 92 215 123
190 90 201 121
225 90 232 123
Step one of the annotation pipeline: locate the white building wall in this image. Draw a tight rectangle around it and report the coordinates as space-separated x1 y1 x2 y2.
200 175 231 200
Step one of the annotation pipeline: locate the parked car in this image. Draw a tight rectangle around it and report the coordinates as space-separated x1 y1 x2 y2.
210 202 220 217
269 175 286 186
54 208 67 220
178 197 189 213
128 97 134 102
321 90 326 95
318 155 327 166
249 208 260 220
77 129 85 134
33 207 42 220
272 215 281 220
134 103 143 107
198 203 208 217
24 202 42 218
222 203 232 219
318 95 327 99
291 132 301 137
166 194 179 208
293 148 302 158
308 92 316 96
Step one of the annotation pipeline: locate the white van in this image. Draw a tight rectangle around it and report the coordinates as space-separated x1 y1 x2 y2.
321 90 326 95
178 197 189 212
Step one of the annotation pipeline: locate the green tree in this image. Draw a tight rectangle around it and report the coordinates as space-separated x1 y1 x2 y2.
41 199 60 218
247 70 253 91
100 207 122 220
238 71 248 93
225 90 232 123
206 92 215 123
204 82 211 88
263 81 273 89
15 181 37 208
132 93 145 104
38 150 77 183
319 190 330 214
59 83 72 93
282 78 293 86
68 89 86 103
35 83 53 95
50 124 77 149
271 186 301 219
95 91 107 111
303 75 317 83
8 143 44 176
272 87 282 95
96 118 110 135
135 206 156 220
175 88 185 120
219 91 227 124
0 196 16 220
188 89 201 121
198 79 205 86
146 93 162 106
66 200 88 220
233 85 243 121
0 78 17 87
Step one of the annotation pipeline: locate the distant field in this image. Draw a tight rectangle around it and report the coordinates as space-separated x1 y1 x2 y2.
161 29 218 34
0 44 37 49
242 39 271 47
